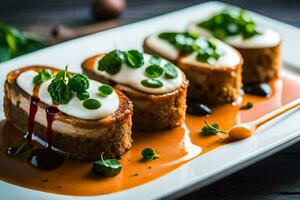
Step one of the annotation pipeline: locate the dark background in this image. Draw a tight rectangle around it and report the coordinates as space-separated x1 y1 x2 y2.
1 0 300 199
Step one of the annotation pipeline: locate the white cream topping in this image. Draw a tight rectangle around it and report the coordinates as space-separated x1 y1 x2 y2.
181 38 240 67
16 70 119 120
93 53 183 94
146 34 240 68
146 35 179 61
188 22 281 48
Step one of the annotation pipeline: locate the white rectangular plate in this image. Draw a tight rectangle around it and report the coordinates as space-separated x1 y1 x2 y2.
1 1 300 200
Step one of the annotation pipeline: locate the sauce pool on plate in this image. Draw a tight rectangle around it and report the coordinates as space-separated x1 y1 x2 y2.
0 77 299 196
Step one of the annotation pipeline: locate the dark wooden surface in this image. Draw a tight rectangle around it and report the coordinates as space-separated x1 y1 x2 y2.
1 0 300 199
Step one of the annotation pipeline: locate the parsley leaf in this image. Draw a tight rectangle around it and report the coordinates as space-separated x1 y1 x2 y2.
92 153 122 177
149 55 161 65
48 79 71 104
141 79 163 88
98 50 124 75
198 9 261 40
68 73 89 93
47 66 71 104
83 98 101 110
141 148 160 161
163 62 178 79
98 84 113 97
124 50 144 68
145 64 163 78
159 32 222 64
33 70 52 85
201 121 227 135
77 91 90 100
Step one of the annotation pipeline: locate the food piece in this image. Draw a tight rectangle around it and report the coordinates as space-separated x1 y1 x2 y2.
4 66 133 161
82 50 189 132
240 102 253 110
92 154 122 177
141 148 160 161
144 32 243 105
187 8 281 85
201 121 226 136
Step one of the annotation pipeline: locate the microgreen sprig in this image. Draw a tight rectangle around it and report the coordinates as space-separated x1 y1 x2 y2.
198 9 261 40
158 32 222 64
98 49 145 75
33 70 52 85
92 153 122 177
141 148 160 161
201 121 228 138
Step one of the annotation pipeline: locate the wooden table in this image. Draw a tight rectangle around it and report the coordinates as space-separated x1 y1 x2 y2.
1 0 300 199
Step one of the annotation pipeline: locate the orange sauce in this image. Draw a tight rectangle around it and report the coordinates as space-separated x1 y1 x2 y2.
0 77 300 196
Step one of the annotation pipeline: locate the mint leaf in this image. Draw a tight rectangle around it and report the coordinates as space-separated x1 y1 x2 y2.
33 70 52 85
98 84 113 97
68 73 89 93
124 50 144 68
141 79 163 88
145 64 163 78
98 50 124 75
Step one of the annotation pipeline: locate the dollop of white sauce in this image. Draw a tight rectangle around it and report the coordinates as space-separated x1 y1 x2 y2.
188 22 281 48
16 70 119 120
93 53 183 94
146 34 240 68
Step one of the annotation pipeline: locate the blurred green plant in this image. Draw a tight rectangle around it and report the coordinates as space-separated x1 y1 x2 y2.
0 22 46 63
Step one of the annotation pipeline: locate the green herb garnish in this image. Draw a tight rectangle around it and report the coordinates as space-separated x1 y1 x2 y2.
141 79 163 88
98 84 113 97
92 153 122 177
198 9 261 40
48 66 71 104
77 91 90 101
98 50 124 75
33 70 52 85
141 148 160 160
68 73 89 93
124 50 144 68
240 102 253 110
149 55 161 65
201 121 227 135
163 63 178 79
98 49 145 73
83 98 101 110
48 66 91 104
7 137 33 159
145 64 163 78
0 22 45 63
159 32 222 64
159 32 200 54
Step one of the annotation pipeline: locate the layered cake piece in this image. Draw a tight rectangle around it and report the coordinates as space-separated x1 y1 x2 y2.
82 50 188 131
144 32 243 105
4 66 133 161
187 8 281 85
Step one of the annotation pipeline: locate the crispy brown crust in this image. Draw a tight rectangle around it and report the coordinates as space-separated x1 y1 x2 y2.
82 55 189 132
4 66 133 161
235 44 281 84
143 37 243 105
